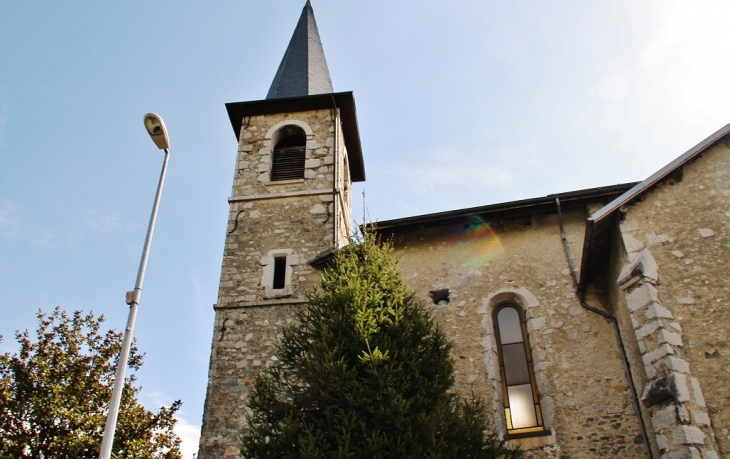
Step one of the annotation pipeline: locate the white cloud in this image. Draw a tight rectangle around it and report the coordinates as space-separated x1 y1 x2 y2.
86 212 121 232
31 228 56 247
599 75 631 102
637 0 730 125
0 200 59 247
141 392 200 459
392 143 529 193
174 416 201 459
0 199 22 237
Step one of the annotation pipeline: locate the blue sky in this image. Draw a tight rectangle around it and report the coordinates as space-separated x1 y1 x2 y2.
1 1 729 457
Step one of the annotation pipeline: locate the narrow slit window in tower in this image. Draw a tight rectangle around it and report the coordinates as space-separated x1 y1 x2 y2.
273 256 287 289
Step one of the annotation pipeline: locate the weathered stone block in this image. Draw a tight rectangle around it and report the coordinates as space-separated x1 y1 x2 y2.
697 228 714 238
618 248 659 284
658 329 684 346
642 374 677 407
627 283 660 312
637 320 663 340
657 434 669 450
310 204 326 214
643 344 675 366
690 410 710 426
528 316 546 332
690 378 705 407
677 405 690 423
671 425 705 445
652 404 677 431
674 373 690 402
224 446 240 456
662 356 690 374
623 232 645 253
646 303 674 319
661 446 701 459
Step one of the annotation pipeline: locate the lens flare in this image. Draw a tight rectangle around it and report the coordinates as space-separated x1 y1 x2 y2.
437 216 504 288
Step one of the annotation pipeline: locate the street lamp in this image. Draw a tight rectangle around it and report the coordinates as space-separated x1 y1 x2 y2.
99 113 171 459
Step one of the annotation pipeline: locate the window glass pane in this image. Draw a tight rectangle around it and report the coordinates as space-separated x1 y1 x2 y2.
497 307 523 344
502 343 530 385
507 384 537 429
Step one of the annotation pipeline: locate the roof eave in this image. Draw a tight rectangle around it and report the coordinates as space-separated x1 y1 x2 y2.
591 124 730 224
578 123 730 290
371 183 636 232
225 91 366 182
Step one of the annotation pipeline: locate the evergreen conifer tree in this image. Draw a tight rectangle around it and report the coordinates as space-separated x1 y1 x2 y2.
241 232 521 459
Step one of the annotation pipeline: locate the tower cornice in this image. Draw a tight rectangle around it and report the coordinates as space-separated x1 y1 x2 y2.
225 92 365 182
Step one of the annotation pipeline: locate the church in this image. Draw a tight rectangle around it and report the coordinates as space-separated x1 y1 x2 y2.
197 3 730 458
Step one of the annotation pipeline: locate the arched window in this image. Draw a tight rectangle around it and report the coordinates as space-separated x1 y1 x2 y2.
271 125 306 181
493 304 545 437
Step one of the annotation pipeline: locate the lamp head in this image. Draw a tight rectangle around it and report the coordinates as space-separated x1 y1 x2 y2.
144 113 170 150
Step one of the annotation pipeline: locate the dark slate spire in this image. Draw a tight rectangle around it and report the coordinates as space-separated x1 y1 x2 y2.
266 1 334 99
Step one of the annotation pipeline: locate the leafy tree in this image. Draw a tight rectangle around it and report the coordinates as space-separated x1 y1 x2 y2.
0 307 182 459
242 232 521 459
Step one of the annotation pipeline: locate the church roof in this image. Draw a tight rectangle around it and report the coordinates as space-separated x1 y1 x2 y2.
371 183 635 232
579 123 730 290
266 1 334 99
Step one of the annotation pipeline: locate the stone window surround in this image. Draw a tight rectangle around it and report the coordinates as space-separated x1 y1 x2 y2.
492 303 548 437
257 120 320 185
265 119 314 141
261 249 297 298
480 287 557 447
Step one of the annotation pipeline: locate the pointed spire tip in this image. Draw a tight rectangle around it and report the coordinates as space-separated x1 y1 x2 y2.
266 0 333 99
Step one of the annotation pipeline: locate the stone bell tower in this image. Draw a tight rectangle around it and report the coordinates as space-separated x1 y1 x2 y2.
197 2 365 457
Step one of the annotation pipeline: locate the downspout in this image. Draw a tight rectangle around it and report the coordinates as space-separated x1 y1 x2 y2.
331 96 339 247
555 197 653 459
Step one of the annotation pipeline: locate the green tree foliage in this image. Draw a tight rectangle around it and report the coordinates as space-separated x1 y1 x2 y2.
0 307 182 459
242 232 521 459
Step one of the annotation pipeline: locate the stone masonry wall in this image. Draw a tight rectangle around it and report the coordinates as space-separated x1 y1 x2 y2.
198 108 352 458
615 138 730 458
605 228 661 457
381 207 646 458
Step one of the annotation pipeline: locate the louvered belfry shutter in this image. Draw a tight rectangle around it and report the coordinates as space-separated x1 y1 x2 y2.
271 146 306 181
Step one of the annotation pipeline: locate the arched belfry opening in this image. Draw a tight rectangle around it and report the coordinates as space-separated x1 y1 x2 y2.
271 125 306 181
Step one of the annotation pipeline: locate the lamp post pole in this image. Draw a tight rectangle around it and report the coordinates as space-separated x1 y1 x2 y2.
99 113 171 459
